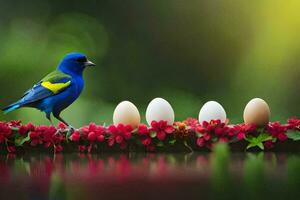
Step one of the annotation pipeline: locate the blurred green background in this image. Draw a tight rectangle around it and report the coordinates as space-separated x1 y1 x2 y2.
0 0 299 127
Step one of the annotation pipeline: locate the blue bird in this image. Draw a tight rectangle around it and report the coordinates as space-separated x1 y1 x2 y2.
2 53 95 127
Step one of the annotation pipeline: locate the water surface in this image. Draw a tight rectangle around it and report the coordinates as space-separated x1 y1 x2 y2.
0 150 300 200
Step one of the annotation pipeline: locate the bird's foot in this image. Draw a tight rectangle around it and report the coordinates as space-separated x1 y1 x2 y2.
67 125 76 132
65 125 76 141
55 125 75 138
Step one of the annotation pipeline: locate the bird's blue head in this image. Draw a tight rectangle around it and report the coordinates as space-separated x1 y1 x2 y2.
58 53 96 76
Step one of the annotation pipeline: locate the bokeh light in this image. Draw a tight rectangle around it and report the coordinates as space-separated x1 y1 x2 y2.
0 0 299 127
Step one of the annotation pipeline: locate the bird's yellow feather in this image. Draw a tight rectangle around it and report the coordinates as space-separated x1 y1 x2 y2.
41 81 71 94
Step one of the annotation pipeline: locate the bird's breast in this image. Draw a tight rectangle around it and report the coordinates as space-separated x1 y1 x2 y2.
67 77 84 100
50 77 84 113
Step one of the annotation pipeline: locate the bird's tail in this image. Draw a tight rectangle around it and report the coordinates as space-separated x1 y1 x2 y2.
2 103 21 114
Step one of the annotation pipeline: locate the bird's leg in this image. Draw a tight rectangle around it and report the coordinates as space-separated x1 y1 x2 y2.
46 113 54 126
55 115 69 126
53 113 75 132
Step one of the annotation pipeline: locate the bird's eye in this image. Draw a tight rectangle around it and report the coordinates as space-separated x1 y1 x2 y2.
76 57 87 63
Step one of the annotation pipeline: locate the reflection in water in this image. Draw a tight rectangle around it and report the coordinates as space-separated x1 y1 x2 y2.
0 150 300 200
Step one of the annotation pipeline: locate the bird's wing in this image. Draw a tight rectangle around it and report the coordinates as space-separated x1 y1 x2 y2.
21 70 72 104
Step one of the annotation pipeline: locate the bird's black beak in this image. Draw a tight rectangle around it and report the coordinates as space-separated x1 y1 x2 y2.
84 60 96 67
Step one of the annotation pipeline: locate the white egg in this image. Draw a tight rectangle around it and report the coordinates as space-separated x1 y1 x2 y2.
198 101 227 124
146 98 175 126
243 98 270 126
113 101 141 128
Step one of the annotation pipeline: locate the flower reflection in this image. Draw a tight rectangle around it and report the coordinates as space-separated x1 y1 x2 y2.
0 153 293 180
0 153 210 182
0 153 299 200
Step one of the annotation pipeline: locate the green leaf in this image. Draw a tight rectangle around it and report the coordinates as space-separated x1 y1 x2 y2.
149 132 157 138
286 131 300 141
169 139 176 145
246 142 264 150
196 133 203 138
245 133 271 150
257 142 264 150
246 143 258 150
257 133 272 142
11 127 19 131
15 134 30 146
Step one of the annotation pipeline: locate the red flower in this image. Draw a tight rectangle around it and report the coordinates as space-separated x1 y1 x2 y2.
70 131 81 142
0 122 12 139
195 120 232 148
287 117 300 130
237 132 246 140
197 137 205 147
107 124 133 149
58 122 67 130
97 134 105 142
0 117 297 153
80 123 106 143
18 126 27 135
29 131 40 146
230 124 256 141
277 132 287 141
19 122 35 135
183 118 199 129
27 125 65 150
267 122 288 142
137 124 152 147
150 120 175 141
88 132 97 142
196 126 206 133
41 126 58 143
264 140 274 149
7 120 21 127
138 124 149 135
203 133 211 141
